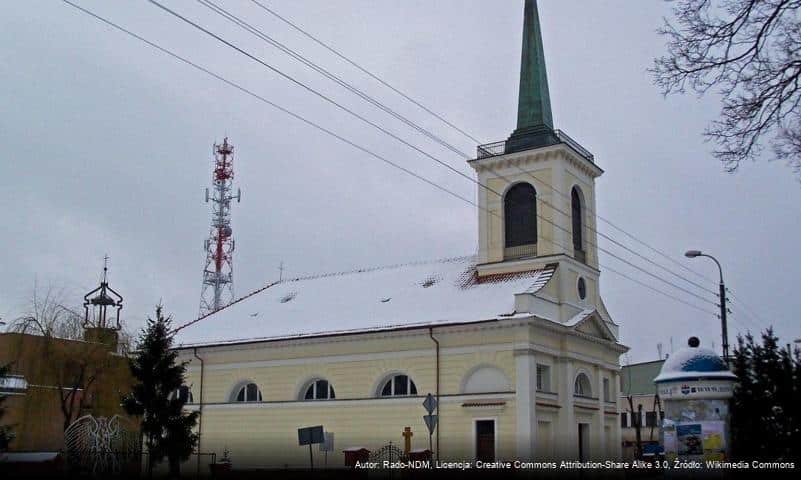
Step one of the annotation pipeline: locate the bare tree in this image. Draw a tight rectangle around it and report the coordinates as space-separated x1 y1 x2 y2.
652 0 801 179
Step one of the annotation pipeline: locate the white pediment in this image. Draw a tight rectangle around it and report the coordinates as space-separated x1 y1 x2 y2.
568 310 617 342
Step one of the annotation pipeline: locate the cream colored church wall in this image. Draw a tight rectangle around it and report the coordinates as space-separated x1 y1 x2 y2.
180 329 523 467
184 335 518 401
178 322 622 467
193 397 518 467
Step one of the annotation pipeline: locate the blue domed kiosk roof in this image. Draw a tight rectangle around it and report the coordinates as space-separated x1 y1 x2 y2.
654 338 736 383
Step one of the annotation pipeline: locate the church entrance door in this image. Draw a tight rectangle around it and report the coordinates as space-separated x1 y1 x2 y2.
475 419 495 462
578 423 590 461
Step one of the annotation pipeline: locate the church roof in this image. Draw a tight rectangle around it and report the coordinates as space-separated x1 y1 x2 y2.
174 256 557 348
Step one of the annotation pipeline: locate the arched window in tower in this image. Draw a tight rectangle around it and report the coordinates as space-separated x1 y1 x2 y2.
504 183 538 258
571 186 585 263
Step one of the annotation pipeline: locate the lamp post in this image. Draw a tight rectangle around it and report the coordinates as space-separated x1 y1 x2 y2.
685 250 730 364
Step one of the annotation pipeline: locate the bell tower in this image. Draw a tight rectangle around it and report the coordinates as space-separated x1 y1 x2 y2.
468 0 607 324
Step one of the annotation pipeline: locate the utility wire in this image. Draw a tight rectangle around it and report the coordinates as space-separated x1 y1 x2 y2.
727 290 768 327
248 0 483 145
198 0 719 299
60 0 719 321
599 263 718 317
198 0 473 168
59 0 477 212
148 0 483 194
249 0 720 289
151 0 718 307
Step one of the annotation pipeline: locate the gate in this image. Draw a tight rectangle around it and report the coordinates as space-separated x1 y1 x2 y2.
369 442 407 465
64 414 139 476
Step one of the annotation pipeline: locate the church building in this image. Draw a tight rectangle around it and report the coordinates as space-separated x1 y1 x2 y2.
174 0 627 468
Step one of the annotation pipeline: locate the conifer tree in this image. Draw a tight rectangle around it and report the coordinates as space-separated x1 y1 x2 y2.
731 328 800 462
0 363 15 451
122 306 198 477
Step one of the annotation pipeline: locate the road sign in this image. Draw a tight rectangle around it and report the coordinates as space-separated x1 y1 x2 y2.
298 425 325 446
423 393 437 414
319 432 334 452
424 414 438 434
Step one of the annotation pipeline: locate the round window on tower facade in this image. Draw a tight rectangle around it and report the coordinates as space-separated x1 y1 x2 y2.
577 277 587 300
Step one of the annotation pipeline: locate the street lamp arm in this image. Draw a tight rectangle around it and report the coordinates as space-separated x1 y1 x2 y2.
697 254 724 284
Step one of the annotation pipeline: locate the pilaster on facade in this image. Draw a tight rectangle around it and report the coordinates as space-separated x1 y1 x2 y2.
514 347 538 460
595 364 606 459
611 370 623 459
556 357 575 456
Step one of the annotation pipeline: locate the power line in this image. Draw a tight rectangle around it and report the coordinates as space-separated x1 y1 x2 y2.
248 0 483 145
727 290 769 326
197 0 719 299
148 0 719 308
249 0 720 289
599 263 718 317
58 0 478 212
198 0 473 167
148 0 483 194
60 0 719 323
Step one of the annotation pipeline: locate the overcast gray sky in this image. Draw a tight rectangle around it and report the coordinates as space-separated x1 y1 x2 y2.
2 1 799 362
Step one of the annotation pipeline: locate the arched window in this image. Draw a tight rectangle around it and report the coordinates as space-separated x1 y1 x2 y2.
170 385 193 404
504 183 538 249
571 187 584 261
378 374 417 397
232 382 263 402
574 373 592 397
303 379 335 400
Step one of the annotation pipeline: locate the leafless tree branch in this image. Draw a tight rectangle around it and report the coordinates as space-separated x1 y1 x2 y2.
652 0 801 179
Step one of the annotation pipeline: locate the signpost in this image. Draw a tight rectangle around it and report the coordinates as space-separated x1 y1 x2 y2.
319 432 334 467
423 393 438 454
298 425 325 470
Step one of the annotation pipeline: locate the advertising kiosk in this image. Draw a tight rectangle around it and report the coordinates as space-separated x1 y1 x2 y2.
655 337 737 463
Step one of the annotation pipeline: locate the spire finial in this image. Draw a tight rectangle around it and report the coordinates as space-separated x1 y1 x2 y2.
102 254 109 283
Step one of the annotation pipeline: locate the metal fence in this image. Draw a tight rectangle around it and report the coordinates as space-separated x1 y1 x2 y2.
475 129 596 163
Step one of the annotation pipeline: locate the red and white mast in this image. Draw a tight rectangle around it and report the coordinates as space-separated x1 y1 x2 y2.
199 137 241 316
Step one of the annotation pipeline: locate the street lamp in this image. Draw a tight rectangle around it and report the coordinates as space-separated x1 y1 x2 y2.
685 250 730 364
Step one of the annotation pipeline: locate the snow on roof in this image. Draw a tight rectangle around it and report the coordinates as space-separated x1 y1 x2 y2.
175 256 557 348
654 345 736 383
564 309 595 327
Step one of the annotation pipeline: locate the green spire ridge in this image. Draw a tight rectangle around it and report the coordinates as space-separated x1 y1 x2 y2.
506 0 557 153
516 0 552 129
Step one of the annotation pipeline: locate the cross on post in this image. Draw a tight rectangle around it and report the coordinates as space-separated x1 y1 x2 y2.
102 254 110 282
402 426 413 455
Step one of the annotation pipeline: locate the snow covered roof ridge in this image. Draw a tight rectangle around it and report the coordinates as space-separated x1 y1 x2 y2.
173 255 560 347
174 255 475 334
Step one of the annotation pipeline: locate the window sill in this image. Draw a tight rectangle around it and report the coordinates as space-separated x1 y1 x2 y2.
504 243 537 260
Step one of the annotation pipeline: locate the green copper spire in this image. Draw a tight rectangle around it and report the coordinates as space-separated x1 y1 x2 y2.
516 0 552 130
506 0 558 153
